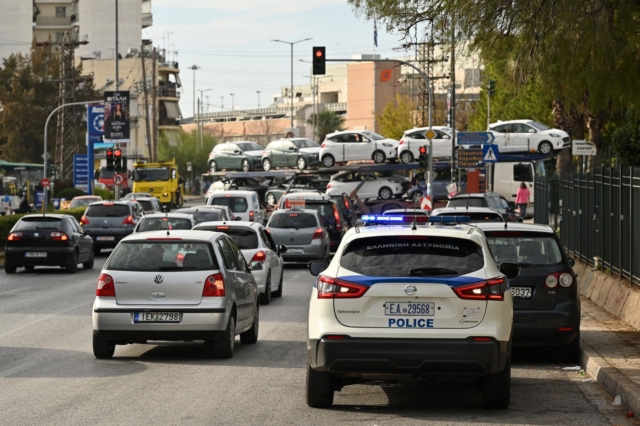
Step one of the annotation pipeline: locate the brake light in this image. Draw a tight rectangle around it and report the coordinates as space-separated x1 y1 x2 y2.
96 273 115 297
122 215 135 225
333 204 341 230
545 271 575 288
103 203 114 206
50 232 68 241
251 251 266 263
321 143 326 148
175 253 185 266
399 139 405 145
7 232 22 241
453 277 507 301
217 226 230 230
316 275 368 299
343 197 350 210
312 228 324 240
249 210 254 222
326 183 332 189
80 216 89 225
325 335 347 340
203 273 225 297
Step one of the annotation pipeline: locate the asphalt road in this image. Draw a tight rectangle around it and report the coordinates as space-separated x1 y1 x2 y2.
0 256 636 426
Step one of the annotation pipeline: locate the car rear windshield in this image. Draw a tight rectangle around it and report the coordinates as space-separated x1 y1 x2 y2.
210 197 248 213
138 217 192 232
486 232 563 266
136 200 154 211
15 217 63 230
220 229 258 249
269 212 318 229
340 236 484 277
300 202 337 226
70 198 100 208
448 198 487 208
106 242 218 271
435 212 502 222
177 210 222 223
85 204 130 217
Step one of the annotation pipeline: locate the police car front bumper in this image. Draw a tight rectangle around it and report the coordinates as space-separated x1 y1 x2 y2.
308 336 510 377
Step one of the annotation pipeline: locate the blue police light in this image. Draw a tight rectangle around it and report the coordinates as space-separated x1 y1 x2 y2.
361 215 471 224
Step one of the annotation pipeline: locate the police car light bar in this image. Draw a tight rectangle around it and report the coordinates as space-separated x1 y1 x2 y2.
361 215 471 224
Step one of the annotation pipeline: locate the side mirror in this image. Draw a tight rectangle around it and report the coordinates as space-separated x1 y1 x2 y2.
568 258 575 267
309 260 330 276
277 244 288 255
443 135 451 139
289 147 296 151
528 128 536 133
500 262 521 280
234 150 241 154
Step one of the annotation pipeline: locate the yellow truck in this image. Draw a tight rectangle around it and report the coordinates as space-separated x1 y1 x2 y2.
131 159 184 210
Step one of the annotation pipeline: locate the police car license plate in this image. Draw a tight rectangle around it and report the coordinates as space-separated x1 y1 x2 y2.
96 236 115 241
25 252 47 258
385 302 435 316
134 312 180 323
511 287 532 298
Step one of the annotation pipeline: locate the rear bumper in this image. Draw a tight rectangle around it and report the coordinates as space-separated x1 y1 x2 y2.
308 336 510 377
513 300 580 347
5 246 75 266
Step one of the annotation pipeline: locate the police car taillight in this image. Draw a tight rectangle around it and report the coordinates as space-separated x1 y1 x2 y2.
316 275 368 299
453 277 507 301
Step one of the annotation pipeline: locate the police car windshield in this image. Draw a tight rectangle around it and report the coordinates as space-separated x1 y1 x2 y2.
486 232 563 266
340 236 484 277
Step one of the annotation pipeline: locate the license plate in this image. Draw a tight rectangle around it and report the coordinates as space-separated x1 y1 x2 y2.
385 302 435 316
134 312 180 323
96 236 115 241
511 287 532 298
25 252 47 258
288 248 304 254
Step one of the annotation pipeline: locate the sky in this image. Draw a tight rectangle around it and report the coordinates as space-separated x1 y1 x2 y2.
145 0 403 119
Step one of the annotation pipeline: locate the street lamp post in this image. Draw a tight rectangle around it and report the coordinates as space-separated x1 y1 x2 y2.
189 65 200 119
230 93 235 111
271 38 312 130
198 88 214 148
256 91 261 109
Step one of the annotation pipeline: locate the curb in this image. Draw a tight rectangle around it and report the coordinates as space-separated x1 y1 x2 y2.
580 339 640 415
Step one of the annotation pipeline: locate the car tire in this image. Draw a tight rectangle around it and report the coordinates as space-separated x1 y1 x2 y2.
66 252 78 273
297 156 307 170
559 330 580 363
372 150 386 163
400 151 414 164
209 161 218 173
306 363 334 407
266 193 277 206
538 141 553 155
482 359 511 409
262 158 272 171
83 250 95 270
272 268 283 298
322 154 335 168
212 315 235 359
378 186 393 200
240 304 259 344
241 159 251 172
24 265 35 271
260 273 272 305
92 334 115 359
4 262 17 274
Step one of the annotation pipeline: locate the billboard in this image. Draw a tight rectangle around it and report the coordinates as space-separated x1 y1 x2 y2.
103 91 130 142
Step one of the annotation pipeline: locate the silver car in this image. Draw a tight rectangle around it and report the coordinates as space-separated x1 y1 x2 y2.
133 213 196 233
266 209 330 262
92 230 259 359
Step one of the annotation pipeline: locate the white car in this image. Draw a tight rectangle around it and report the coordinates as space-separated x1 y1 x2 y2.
194 204 236 221
305 214 519 409
193 221 284 305
320 130 399 167
206 190 265 223
487 120 571 154
398 126 454 163
325 171 405 200
133 213 197 232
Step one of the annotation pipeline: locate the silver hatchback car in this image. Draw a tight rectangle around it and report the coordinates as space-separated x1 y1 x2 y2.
266 209 330 262
92 230 259 359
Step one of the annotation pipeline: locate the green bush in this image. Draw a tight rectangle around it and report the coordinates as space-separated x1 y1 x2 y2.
56 188 86 200
94 188 114 200
0 207 86 248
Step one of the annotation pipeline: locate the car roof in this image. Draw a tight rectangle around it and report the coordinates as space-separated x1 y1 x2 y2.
281 191 330 201
89 200 135 206
432 207 501 214
326 130 361 137
475 222 555 234
21 214 69 219
383 209 430 215
72 195 101 199
450 193 500 199
341 223 485 246
122 230 225 243
208 190 258 197
273 208 320 216
131 196 160 201
489 119 538 127
194 220 261 229
139 213 194 220
404 126 452 133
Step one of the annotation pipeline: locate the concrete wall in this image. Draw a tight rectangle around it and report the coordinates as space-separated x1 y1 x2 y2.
0 0 32 61
183 117 292 146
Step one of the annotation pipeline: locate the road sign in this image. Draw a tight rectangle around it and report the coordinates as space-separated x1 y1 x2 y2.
482 144 498 163
113 174 124 185
457 148 485 169
73 154 89 189
42 152 51 161
457 132 495 145
41 178 51 188
572 140 597 156
425 129 436 140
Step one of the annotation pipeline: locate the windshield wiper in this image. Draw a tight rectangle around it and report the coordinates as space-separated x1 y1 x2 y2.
158 266 196 271
409 267 459 276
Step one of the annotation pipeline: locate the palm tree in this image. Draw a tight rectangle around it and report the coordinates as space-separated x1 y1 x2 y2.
307 110 345 142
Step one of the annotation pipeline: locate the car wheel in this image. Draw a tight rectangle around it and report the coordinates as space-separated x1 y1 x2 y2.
92 334 115 359
4 262 16 274
306 362 335 407
412 190 423 204
83 250 95 270
260 273 272 305
322 154 335 168
209 161 218 173
262 158 272 171
559 329 580 363
297 156 307 170
378 186 393 200
66 252 78 273
373 150 386 163
212 315 235 359
272 268 283 298
24 265 35 271
266 193 277 206
400 151 414 164
482 359 511 409
538 141 553 154
241 159 251 172
240 303 259 344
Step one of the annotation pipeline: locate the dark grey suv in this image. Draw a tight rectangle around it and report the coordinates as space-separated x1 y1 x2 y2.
81 201 144 254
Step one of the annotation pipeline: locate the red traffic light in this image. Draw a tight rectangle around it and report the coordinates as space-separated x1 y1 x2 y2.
315 50 323 57
114 149 122 158
106 149 114 158
419 146 427 155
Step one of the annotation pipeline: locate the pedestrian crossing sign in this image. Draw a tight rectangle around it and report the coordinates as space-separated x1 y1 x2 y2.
482 144 498 163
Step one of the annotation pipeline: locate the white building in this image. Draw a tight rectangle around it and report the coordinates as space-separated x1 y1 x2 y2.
0 0 33 61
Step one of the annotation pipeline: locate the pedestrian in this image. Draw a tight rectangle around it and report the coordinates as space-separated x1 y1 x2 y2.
516 182 530 218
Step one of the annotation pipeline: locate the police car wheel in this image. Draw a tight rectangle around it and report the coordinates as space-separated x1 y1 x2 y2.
482 359 511 409
306 363 334 407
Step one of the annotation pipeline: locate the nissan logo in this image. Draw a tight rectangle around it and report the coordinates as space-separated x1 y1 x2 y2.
154 274 164 284
404 285 417 296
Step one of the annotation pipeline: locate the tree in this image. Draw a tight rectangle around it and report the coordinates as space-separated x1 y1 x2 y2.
307 110 345 141
376 94 416 139
158 130 218 177
611 110 640 167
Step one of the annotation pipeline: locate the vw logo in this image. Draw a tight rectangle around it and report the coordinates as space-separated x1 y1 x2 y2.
154 274 164 284
404 285 417 296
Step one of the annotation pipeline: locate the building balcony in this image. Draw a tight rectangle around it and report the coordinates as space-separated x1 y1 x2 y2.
36 16 72 27
158 60 179 72
157 83 180 100
142 12 153 28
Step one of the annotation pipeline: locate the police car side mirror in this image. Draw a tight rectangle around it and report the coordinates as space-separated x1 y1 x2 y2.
500 262 520 280
308 260 329 276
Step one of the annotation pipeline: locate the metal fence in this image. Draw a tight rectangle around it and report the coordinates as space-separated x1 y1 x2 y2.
535 166 640 284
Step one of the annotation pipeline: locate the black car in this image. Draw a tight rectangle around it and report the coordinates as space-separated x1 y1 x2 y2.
447 192 522 222
4 214 94 273
479 222 580 362
329 192 358 227
81 201 144 254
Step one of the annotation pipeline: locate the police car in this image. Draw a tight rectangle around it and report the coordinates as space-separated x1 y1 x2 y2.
306 214 520 409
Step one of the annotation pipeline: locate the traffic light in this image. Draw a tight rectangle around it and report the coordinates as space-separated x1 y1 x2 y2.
114 148 122 172
106 148 114 172
313 46 326 75
122 156 127 172
418 145 429 169
487 79 496 97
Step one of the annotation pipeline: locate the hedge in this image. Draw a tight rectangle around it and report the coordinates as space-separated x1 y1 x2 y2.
0 207 87 248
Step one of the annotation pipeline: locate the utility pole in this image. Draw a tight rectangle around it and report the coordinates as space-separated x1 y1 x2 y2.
220 96 224 111
141 44 152 158
256 91 261 108
230 93 235 110
198 97 203 148
450 17 457 189
189 65 199 119
151 47 157 161
115 0 119 89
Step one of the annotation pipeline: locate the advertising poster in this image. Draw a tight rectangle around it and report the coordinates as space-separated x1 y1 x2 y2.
103 91 130 142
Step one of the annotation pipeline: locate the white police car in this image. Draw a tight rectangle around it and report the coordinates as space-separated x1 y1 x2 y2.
306 214 519 409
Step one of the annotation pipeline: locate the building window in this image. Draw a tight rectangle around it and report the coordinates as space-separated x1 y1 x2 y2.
55 7 66 18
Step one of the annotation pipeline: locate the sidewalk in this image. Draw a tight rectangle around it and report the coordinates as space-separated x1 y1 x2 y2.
580 296 640 415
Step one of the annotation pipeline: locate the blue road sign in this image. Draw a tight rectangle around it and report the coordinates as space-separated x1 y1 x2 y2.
457 132 495 145
73 154 89 190
457 148 485 169
35 191 44 209
482 144 498 163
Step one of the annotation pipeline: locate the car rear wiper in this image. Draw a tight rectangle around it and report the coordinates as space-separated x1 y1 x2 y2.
409 267 459 276
158 266 196 271
105 214 124 217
